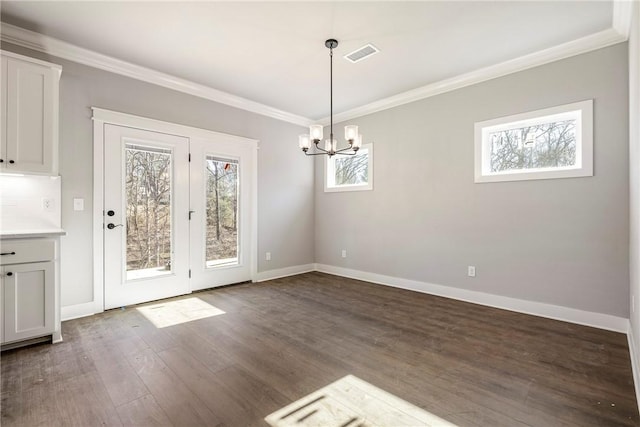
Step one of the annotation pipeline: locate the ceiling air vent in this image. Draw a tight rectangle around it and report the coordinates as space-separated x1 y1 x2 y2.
344 44 379 63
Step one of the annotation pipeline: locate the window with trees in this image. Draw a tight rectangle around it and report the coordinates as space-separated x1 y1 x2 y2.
205 156 239 267
474 100 593 183
325 143 373 192
125 144 173 280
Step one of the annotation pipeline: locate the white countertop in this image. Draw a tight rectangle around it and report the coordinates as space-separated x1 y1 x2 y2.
0 229 66 239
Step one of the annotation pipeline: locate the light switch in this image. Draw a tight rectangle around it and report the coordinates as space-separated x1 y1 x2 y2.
73 198 84 211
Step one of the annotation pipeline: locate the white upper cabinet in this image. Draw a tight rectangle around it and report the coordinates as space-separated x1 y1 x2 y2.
1 51 61 175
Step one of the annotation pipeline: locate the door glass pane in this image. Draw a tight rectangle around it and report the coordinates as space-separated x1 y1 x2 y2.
205 156 239 268
125 144 173 280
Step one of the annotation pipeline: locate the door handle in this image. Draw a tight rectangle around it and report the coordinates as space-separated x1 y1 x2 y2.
107 223 124 230
0 252 16 256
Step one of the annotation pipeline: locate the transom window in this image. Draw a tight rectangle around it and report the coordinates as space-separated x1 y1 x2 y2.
474 100 593 183
325 143 373 192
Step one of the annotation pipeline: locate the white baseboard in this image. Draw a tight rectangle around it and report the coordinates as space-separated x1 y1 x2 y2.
254 263 316 282
61 301 99 321
628 323 640 414
315 264 629 333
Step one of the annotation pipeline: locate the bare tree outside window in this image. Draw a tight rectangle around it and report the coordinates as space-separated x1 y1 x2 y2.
125 145 172 274
489 119 576 173
206 157 239 265
334 150 369 186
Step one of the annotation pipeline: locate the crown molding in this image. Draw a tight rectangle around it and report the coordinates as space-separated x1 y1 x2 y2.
320 28 626 126
613 0 634 39
1 15 628 129
0 23 313 128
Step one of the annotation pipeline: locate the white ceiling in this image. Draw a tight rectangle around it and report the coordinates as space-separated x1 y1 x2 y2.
0 1 614 121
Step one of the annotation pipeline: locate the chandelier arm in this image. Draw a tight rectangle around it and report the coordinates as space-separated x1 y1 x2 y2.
304 151 332 156
334 146 358 154
307 145 330 154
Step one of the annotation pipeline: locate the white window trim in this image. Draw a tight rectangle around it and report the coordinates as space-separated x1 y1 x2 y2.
324 143 374 192
474 100 593 183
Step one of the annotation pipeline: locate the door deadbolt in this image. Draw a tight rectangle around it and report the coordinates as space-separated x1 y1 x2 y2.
107 210 115 216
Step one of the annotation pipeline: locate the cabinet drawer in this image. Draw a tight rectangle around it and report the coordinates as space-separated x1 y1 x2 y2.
0 239 55 265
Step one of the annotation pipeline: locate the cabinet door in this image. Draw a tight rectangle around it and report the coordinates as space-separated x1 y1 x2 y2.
3 57 57 174
3 261 54 343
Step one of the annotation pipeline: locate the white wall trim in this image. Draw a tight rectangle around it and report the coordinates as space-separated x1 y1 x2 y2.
314 264 629 333
0 23 312 128
255 264 316 282
628 323 640 416
320 28 626 125
92 118 105 316
61 301 98 322
91 107 259 146
614 0 634 39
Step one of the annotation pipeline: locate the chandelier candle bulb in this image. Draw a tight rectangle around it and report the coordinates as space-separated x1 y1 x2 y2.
345 125 359 142
353 134 363 150
310 125 324 142
299 134 311 150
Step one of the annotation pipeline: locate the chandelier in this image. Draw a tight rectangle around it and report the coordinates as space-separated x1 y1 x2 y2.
298 39 363 157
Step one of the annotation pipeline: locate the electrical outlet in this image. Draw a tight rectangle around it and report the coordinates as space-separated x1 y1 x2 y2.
341 249 347 258
265 252 271 261
468 266 476 277
42 198 55 212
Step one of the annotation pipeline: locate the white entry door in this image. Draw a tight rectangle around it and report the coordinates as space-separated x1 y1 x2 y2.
189 138 254 290
104 124 190 309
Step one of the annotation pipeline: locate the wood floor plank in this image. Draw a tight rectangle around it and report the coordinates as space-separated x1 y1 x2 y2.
116 394 173 427
164 323 234 373
127 348 223 426
161 343 291 418
88 340 150 407
53 371 123 427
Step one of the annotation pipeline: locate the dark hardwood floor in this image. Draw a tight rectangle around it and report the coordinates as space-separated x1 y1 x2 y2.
1 272 638 426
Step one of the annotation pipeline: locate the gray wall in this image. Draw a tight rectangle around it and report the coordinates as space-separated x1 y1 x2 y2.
1 42 314 308
316 43 629 317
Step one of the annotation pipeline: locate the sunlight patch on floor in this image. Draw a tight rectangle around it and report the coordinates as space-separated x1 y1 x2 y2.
265 374 457 427
136 297 225 328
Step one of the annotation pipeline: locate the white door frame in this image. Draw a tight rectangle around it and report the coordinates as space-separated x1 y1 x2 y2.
92 107 258 314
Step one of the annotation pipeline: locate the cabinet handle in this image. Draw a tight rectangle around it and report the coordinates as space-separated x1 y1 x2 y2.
0 252 16 256
8 160 15 164
6 272 13 277
0 159 3 163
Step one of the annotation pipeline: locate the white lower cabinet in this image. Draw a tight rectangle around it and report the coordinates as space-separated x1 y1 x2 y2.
0 237 60 347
